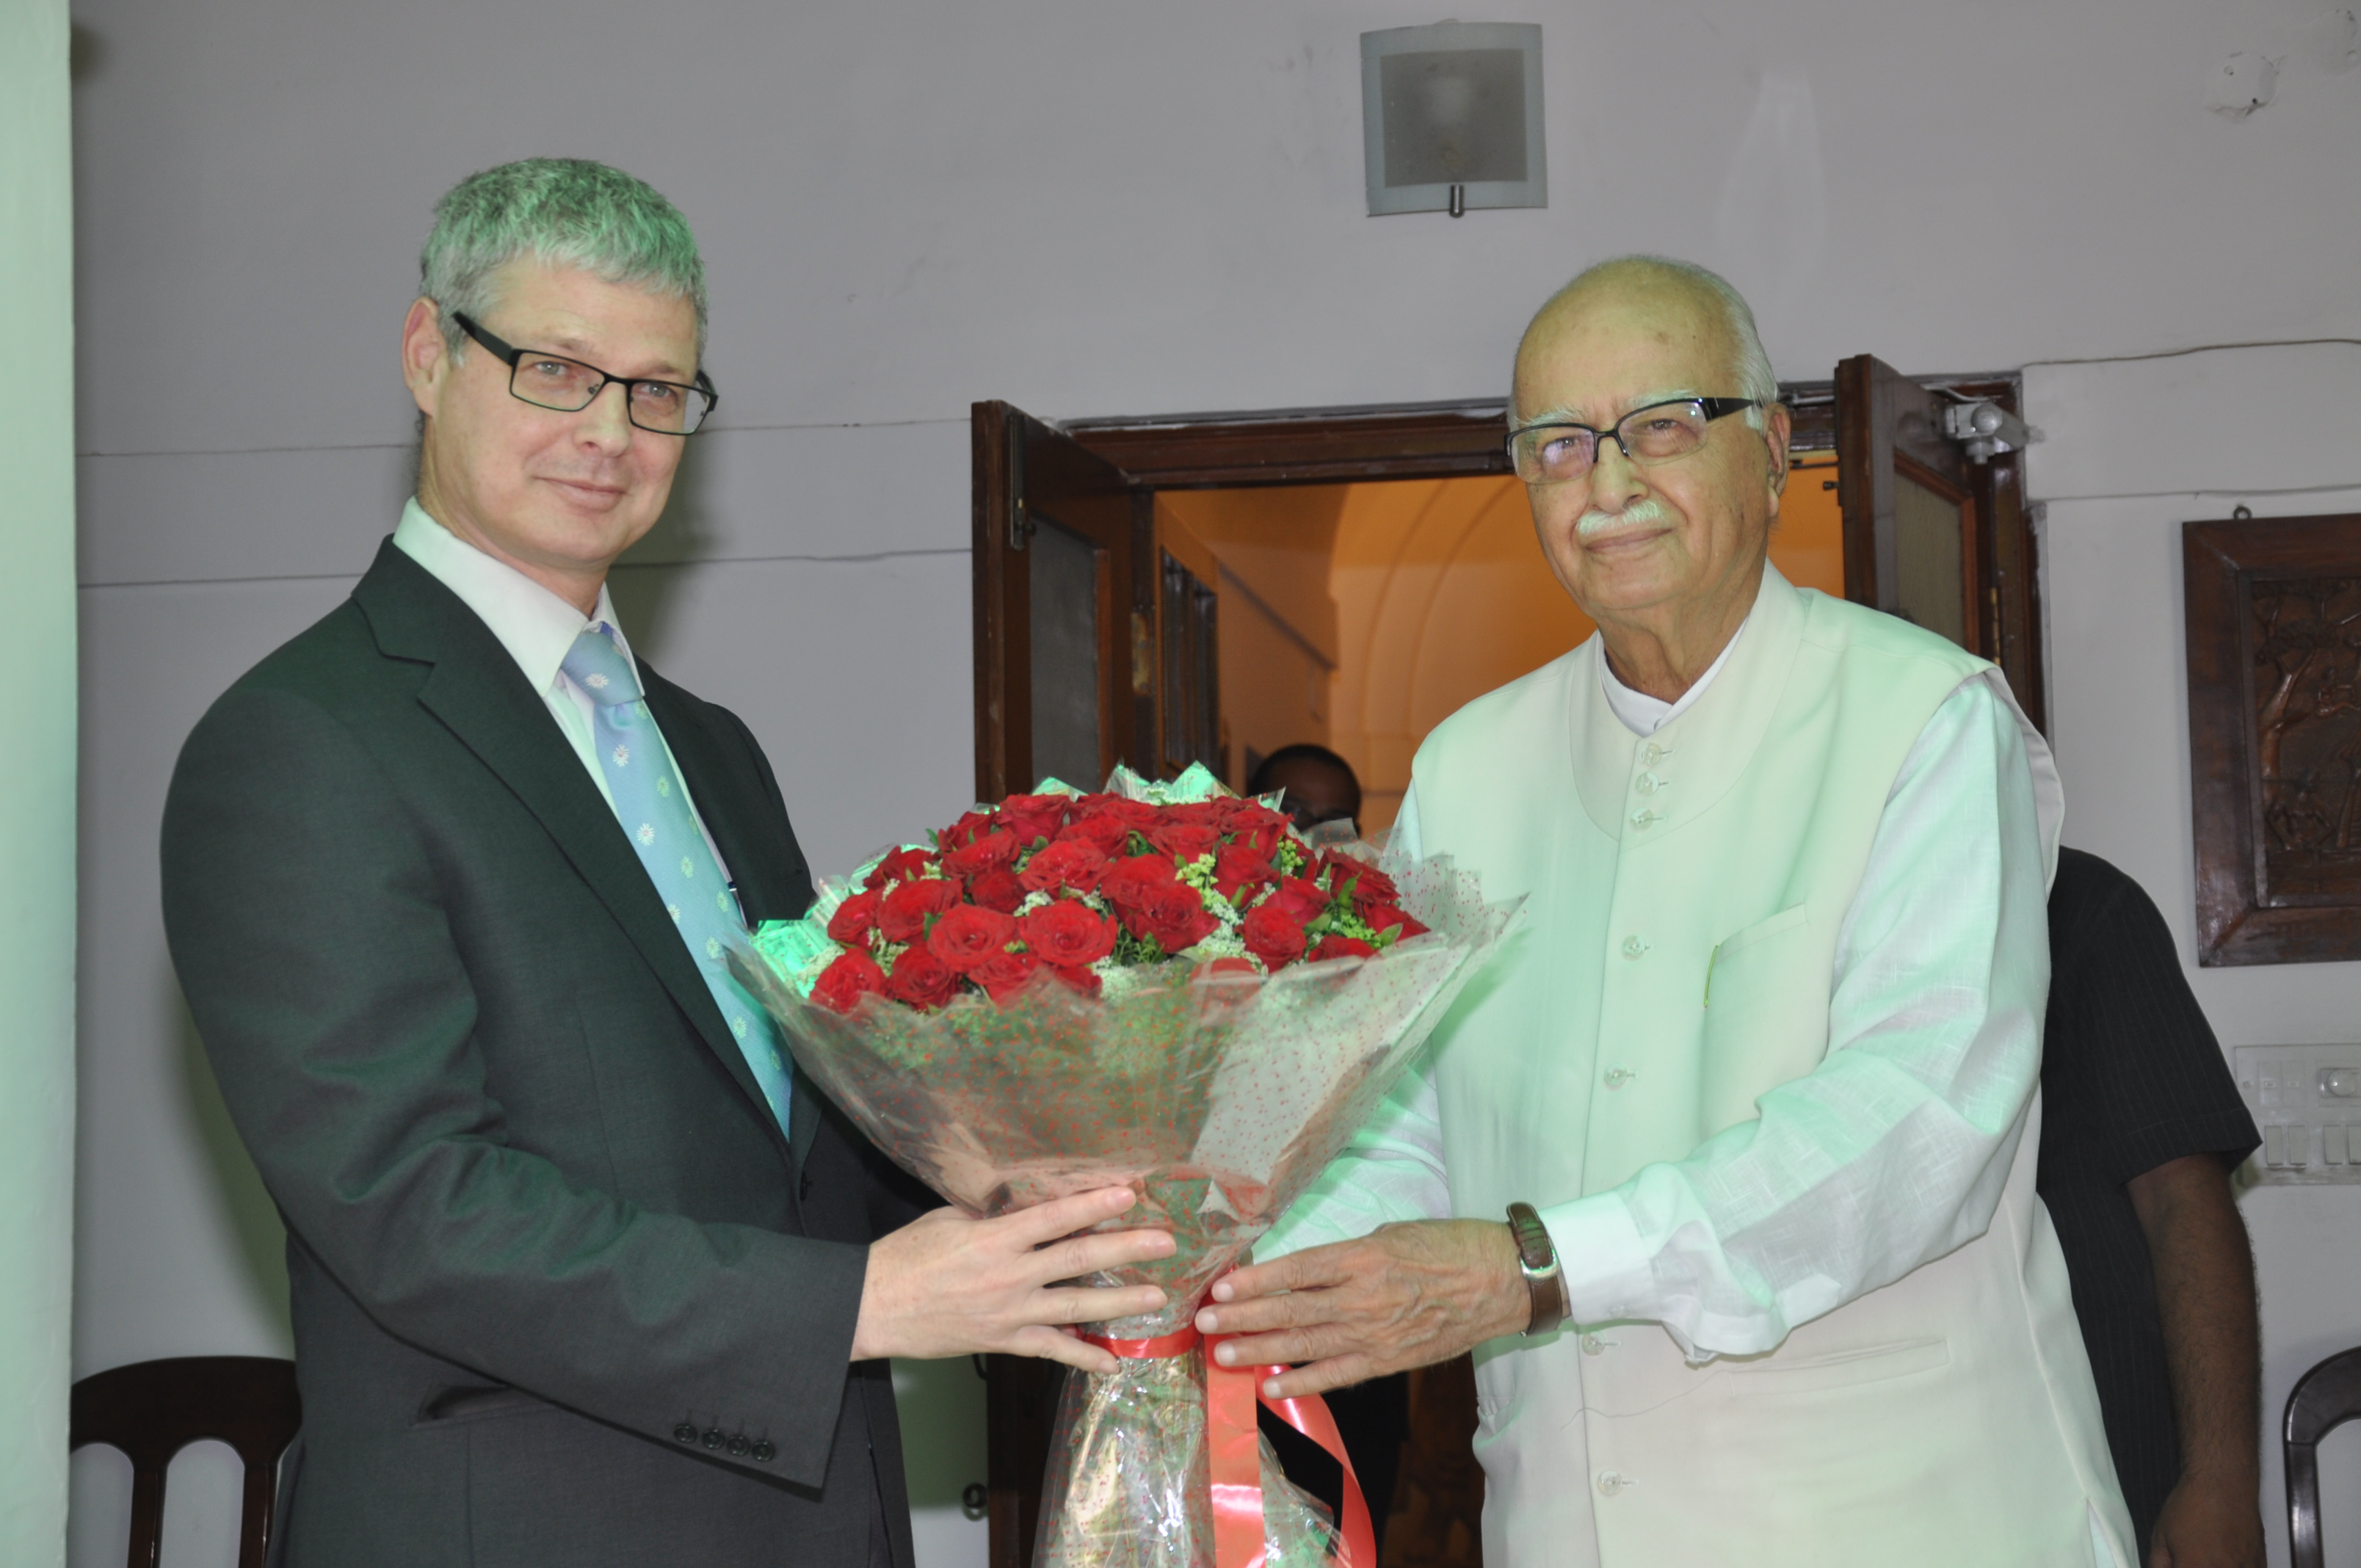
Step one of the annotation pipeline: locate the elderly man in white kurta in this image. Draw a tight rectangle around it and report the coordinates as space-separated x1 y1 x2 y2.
1197 256 2135 1568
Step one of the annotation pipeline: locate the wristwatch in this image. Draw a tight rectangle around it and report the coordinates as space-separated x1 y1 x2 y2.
1505 1202 1570 1337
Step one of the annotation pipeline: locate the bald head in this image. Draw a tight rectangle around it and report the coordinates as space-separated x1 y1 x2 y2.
1513 256 1777 428
1505 254 1793 702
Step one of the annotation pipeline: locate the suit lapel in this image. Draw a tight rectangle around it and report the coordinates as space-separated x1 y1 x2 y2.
351 545 786 1155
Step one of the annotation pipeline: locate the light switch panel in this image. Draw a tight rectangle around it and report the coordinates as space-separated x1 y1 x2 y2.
2235 1045 2361 1186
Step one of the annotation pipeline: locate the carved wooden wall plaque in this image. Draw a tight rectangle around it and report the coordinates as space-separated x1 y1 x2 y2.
2185 513 2361 965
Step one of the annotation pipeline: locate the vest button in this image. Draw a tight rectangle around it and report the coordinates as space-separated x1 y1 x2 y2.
1629 808 1660 830
1621 934 1648 959
1603 1066 1636 1089
1633 772 1660 796
1580 1333 1609 1356
1642 741 1670 763
1597 1470 1630 1497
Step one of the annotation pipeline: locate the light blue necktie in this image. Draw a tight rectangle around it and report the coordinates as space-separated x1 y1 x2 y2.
562 623 792 1134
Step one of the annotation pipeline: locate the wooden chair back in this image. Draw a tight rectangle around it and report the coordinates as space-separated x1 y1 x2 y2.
70 1356 301 1568
2285 1345 2361 1568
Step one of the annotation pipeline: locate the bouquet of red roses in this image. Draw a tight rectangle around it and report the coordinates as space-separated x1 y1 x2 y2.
732 764 1517 1568
799 774 1430 1016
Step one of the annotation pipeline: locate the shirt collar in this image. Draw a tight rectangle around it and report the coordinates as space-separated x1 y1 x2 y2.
1597 610 1752 737
393 497 631 695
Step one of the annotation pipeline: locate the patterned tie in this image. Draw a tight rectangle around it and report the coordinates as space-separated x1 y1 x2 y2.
562 623 792 1133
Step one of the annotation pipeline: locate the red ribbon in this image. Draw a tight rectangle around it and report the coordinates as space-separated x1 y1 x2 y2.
1079 1327 1375 1568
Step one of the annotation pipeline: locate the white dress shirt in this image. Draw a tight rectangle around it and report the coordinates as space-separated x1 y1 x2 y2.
391 498 728 869
1293 647 2058 1360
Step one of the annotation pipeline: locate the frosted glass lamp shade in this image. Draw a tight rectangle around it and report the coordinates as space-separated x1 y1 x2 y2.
1363 23 1546 216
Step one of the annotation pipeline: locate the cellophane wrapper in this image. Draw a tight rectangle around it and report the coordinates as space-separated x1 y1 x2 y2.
733 800 1517 1568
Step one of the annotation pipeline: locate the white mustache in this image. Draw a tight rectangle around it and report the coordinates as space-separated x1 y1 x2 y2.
1575 497 1670 537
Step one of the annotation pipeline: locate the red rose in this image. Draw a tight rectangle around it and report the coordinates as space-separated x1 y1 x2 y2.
1359 903 1429 941
1045 962 1103 998
1334 858 1397 907
1098 853 1178 914
883 945 961 1009
943 828 1020 879
927 903 1019 974
1314 933 1376 961
1139 879 1219 952
939 810 995 850
1056 814 1134 856
1077 795 1158 827
1019 899 1118 968
824 889 881 945
972 945 1040 1001
1266 875 1331 923
1227 822 1284 862
1020 838 1109 895
1241 903 1308 969
969 868 1026 914
997 794 1073 846
1157 801 1224 828
1194 956 1260 980
863 846 938 890
1211 844 1277 902
877 876 962 943
812 949 886 1013
1150 824 1222 864
1219 799 1291 835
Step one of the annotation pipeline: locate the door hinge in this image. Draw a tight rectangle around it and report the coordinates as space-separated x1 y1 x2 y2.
1131 611 1155 697
1007 416 1034 551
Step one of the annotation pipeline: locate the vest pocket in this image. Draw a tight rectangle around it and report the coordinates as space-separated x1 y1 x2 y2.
1702 904 1810 1007
1723 1335 1950 1397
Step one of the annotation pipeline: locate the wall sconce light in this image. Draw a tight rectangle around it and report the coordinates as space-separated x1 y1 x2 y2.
1361 22 1545 217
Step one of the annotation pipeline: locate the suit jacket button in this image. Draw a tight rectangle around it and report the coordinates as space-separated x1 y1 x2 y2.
751 1440 777 1463
702 1428 725 1450
728 1434 751 1456
673 1423 699 1444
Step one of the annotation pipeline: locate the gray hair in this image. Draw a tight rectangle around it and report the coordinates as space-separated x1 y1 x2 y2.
1523 255 1780 429
418 158 707 361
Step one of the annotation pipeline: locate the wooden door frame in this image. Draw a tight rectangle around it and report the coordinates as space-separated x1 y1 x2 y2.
1829 365 2045 730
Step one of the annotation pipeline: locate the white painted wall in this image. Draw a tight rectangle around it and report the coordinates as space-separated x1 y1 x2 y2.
2028 341 2361 1568
62 0 2361 1563
2 1 79 1563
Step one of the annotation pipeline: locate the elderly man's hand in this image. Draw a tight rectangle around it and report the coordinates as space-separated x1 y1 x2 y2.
1192 1219 1531 1398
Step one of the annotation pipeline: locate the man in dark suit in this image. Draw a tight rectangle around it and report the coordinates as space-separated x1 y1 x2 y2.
161 158 1169 1567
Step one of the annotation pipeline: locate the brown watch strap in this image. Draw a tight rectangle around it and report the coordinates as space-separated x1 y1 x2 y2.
1506 1201 1567 1336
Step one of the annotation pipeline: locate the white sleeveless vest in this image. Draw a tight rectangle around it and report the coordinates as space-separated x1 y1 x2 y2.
1408 566 2133 1568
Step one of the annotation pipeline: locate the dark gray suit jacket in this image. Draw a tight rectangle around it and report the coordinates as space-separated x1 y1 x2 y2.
162 541 929 1567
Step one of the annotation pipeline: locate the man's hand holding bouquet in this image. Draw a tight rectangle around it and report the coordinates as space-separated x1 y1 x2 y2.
734 765 1517 1568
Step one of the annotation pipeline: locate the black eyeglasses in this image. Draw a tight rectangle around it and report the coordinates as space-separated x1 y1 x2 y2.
453 312 718 435
1506 396 1760 483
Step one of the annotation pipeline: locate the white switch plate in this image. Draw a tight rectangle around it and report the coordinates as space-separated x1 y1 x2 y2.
2234 1045 2361 1186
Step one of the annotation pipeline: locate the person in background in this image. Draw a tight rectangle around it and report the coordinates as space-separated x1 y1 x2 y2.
1250 743 1363 837
2039 848 2263 1568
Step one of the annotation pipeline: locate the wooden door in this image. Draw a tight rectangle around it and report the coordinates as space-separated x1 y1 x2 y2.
972 401 1153 802
1834 357 2046 727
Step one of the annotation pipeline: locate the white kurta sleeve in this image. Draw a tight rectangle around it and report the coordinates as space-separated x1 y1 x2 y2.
1538 673 2051 1358
1256 785 1452 1260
